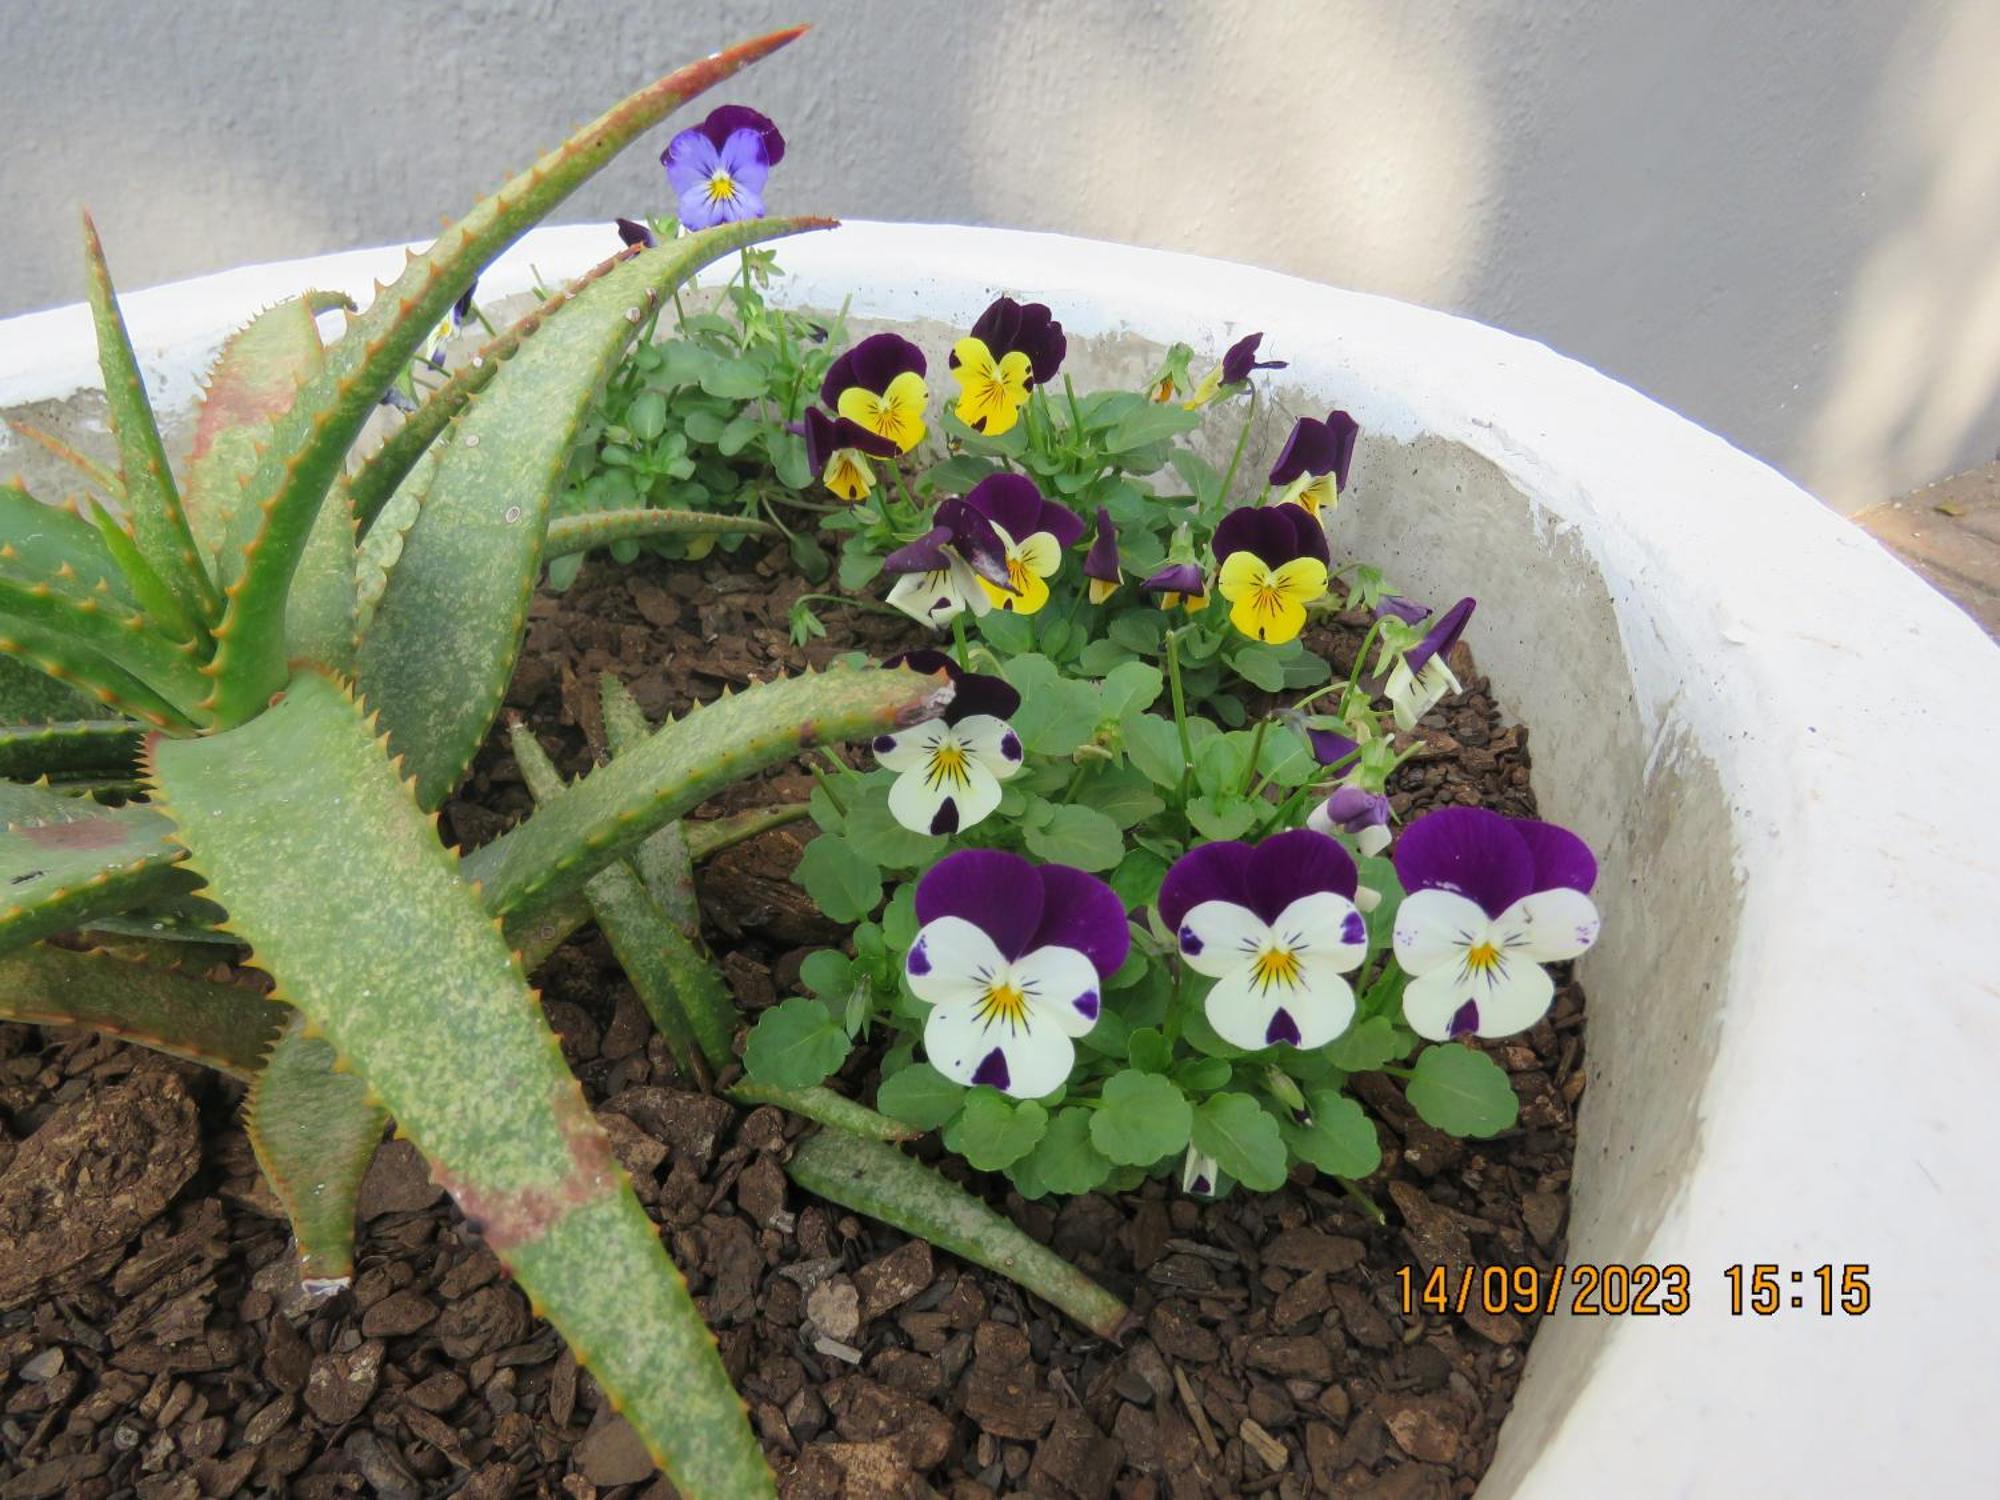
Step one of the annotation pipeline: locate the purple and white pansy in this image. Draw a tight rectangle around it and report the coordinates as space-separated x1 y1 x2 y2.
905 850 1130 1098
1309 786 1392 856
1158 830 1369 1051
662 104 783 229
1391 807 1600 1042
1182 1145 1221 1198
883 498 1014 628
1382 597 1476 731
872 651 1025 836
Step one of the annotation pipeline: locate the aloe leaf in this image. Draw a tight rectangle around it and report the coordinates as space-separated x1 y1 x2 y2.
186 293 351 571
349 251 632 533
726 1083 918 1142
785 1129 1130 1338
285 479 358 672
544 508 778 562
0 719 143 780
79 212 221 627
5 421 124 503
0 573 210 716
148 670 772 1496
0 653 109 723
244 1014 388 1285
464 664 952 924
79 497 203 645
0 780 196 955
0 615 194 730
203 28 810 728
0 940 279 1077
358 216 832 811
0 482 132 603
598 672 697 930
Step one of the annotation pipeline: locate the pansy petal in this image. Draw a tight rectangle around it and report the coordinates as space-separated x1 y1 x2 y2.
963 474 1046 541
1204 961 1355 1051
663 127 722 193
1270 890 1368 971
1392 888 1492 976
954 713 1025 779
1216 549 1268 602
889 741 1001 836
1175 899 1268 979
1027 865 1131 980
715 126 772 189
872 720 941 773
1157 841 1255 933
1392 806 1534 917
924 998 1074 1098
1242 829 1359 920
905 915 1005 1006
1401 954 1553 1041
1401 966 1475 1042
1496 888 1601 962
916 849 1045 960
1513 820 1599 895
1013 944 1103 1037
1011 531 1064 579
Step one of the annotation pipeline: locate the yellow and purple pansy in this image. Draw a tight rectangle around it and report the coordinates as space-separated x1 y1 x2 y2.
872 650 1025 835
820 333 930 454
1082 507 1122 604
1158 829 1369 1051
1213 505 1330 645
905 849 1130 1098
800 406 899 503
960 474 1085 615
1391 807 1600 1041
882 499 1013 628
947 296 1067 437
1186 332 1286 409
1269 410 1360 517
1139 561 1209 613
662 104 782 229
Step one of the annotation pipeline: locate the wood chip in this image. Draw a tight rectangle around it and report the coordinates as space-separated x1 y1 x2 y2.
1240 1416 1289 1471
1173 1363 1220 1459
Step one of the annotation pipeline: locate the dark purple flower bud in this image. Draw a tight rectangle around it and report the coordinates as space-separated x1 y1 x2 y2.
800 406 898 474
1306 727 1359 765
820 332 928 406
1212 505 1330 569
961 474 1086 550
931 497 1013 587
1141 561 1206 597
1219 332 1287 386
1269 410 1359 490
1320 786 1390 836
883 525 954 575
1375 595 1430 626
615 217 658 249
884 649 1022 725
953 295 1067 386
1406 597 1476 674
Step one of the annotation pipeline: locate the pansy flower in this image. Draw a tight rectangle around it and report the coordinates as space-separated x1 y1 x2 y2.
615 217 658 249
1182 1145 1221 1197
1082 507 1122 604
1269 410 1360 517
1375 594 1430 626
662 104 782 229
960 474 1085 615
1391 807 1600 1041
905 850 1129 1098
1141 561 1209 613
1304 726 1358 766
801 407 898 503
872 650 1024 835
422 282 478 371
1158 829 1368 1051
820 333 929 454
1213 505 1330 645
1185 332 1287 409
1309 786 1392 857
948 296 1066 437
1381 597 1475 731
882 499 1013 628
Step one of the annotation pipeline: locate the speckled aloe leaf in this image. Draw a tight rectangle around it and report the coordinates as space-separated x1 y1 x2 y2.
147 669 772 1496
0 779 195 956
785 1129 1130 1338
0 481 133 605
358 215 832 811
0 940 278 1077
185 292 353 569
79 212 221 629
599 672 699 931
0 652 109 724
202 28 809 728
0 720 143 779
463 664 953 925
543 507 778 562
510 724 712 1086
5 421 123 505
348 251 630 533
0 615 191 730
244 1014 387 1285
0 565 211 719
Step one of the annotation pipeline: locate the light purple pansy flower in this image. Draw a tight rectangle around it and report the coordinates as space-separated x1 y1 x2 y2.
1309 786 1392 856
1268 410 1359 517
872 651 1025 836
883 497 1014 629
905 850 1129 1098
1383 597 1476 731
1391 807 1601 1042
1157 830 1368 1052
662 104 782 229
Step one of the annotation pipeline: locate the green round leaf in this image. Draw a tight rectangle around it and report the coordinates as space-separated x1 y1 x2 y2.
1090 1071 1193 1166
793 835 883 924
799 949 856 999
1191 1092 1288 1192
1405 1045 1520 1138
1010 1107 1113 1199
875 1062 966 1131
946 1093 1048 1172
1326 1014 1415 1073
1280 1090 1383 1179
1023 804 1124 872
742 996 851 1091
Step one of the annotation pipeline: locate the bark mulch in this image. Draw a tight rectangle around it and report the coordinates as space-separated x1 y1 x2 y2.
0 543 1585 1499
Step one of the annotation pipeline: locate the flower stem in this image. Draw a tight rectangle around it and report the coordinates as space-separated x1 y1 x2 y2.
1165 628 1196 805
810 765 848 818
951 614 971 673
1338 1176 1387 1225
1217 386 1258 506
1239 717 1269 796
1346 618 1387 696
793 592 910 623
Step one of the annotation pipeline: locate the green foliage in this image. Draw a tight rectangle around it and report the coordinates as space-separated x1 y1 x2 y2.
1279 1090 1383 1179
1192 1092 1289 1192
1405 1044 1520 1138
945 1092 1047 1171
1011 1107 1113 1199
1090 1071 1193 1166
0 781 197 957
793 834 883 923
743 996 851 1090
875 1062 965 1131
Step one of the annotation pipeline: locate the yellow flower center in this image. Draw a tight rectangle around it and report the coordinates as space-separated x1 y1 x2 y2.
1251 945 1304 992
1466 941 1502 972
975 981 1029 1031
926 739 971 790
705 170 738 205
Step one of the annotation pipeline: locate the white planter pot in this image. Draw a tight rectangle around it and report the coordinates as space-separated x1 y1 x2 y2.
4 223 1996 1496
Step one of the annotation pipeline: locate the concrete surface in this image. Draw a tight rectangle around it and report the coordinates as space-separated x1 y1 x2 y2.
3 222 1997 1494
1858 462 2000 637
4 1 1999 515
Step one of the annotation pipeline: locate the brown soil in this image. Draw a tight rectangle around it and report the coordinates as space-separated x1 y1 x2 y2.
0 544 1584 1499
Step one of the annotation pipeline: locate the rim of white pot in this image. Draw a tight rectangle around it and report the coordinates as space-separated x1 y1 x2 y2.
3 222 1996 1498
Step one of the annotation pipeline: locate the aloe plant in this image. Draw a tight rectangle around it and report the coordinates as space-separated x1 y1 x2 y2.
0 29 961 1495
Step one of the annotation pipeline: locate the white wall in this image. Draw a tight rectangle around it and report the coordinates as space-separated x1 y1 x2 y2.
4 0 1996 513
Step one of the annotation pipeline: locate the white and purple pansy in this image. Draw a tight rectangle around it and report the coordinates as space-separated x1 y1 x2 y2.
882 499 1015 628
905 850 1130 1098
872 650 1025 836
1182 1145 1221 1197
1157 829 1369 1051
1391 807 1601 1041
1381 597 1476 731
1309 786 1392 857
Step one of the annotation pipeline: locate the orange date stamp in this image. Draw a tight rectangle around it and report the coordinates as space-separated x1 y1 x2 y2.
1397 1262 1693 1317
